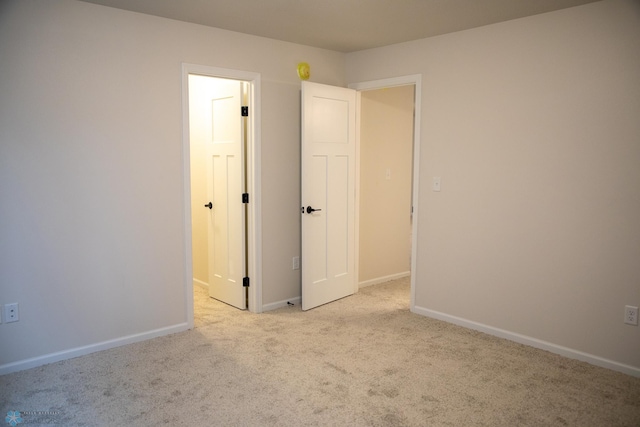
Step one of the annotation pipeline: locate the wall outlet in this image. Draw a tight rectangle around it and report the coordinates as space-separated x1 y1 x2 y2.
4 303 19 323
292 256 300 270
624 305 638 326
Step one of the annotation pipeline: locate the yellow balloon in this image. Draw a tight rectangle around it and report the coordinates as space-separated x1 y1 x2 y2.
297 62 310 80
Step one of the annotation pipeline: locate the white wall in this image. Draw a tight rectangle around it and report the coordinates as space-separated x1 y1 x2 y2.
346 0 640 373
0 0 344 371
2 0 638 376
359 86 414 285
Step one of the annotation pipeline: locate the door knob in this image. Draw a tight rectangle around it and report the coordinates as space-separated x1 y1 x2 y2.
306 206 322 214
204 202 213 209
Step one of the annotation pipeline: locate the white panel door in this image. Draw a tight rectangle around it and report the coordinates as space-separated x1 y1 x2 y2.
301 81 356 310
203 77 246 309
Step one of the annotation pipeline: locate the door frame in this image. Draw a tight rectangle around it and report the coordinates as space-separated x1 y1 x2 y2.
181 63 263 323
349 75 422 312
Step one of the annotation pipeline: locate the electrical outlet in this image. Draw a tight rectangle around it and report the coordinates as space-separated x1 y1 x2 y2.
624 305 638 326
4 303 19 323
292 256 300 270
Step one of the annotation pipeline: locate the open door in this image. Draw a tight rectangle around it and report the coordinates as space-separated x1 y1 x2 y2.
301 81 357 310
190 75 246 310
207 78 247 309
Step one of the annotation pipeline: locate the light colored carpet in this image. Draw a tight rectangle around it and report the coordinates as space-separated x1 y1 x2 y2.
1 277 639 426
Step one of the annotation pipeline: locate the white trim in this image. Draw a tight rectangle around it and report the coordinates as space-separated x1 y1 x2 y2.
193 278 209 290
0 323 190 376
349 74 422 313
412 305 640 378
181 63 263 314
262 297 302 312
353 90 362 292
247 74 263 313
359 271 410 288
181 65 195 329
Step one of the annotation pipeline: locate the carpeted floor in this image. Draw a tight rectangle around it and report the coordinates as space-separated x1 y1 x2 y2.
1 277 639 426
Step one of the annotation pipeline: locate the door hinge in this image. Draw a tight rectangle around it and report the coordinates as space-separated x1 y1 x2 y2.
242 193 249 203
241 106 249 117
243 277 250 287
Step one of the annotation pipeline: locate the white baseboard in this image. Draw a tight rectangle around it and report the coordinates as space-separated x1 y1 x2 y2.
0 323 191 376
264 272 411 312
263 297 301 312
359 271 410 288
412 305 640 378
193 278 209 290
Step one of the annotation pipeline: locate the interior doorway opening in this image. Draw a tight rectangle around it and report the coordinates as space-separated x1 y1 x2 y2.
181 64 263 326
351 75 422 312
357 85 415 290
188 75 249 310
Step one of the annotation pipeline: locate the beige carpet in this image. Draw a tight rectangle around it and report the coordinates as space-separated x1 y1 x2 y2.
1 277 639 426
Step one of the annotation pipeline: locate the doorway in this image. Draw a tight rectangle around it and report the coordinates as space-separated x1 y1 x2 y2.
181 64 263 324
189 75 248 309
351 75 422 311
357 85 414 286
300 78 420 311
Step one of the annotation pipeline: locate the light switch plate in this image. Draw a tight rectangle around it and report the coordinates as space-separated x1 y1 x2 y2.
433 177 441 192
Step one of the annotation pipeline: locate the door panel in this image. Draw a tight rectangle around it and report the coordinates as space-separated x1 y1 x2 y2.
208 80 245 309
302 81 356 310
310 97 350 143
308 155 328 283
329 155 350 276
190 75 246 310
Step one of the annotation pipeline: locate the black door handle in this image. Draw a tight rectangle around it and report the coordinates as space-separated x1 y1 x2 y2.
204 202 212 209
306 206 322 214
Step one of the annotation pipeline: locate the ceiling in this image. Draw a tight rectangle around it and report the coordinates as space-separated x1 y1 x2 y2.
78 0 600 53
